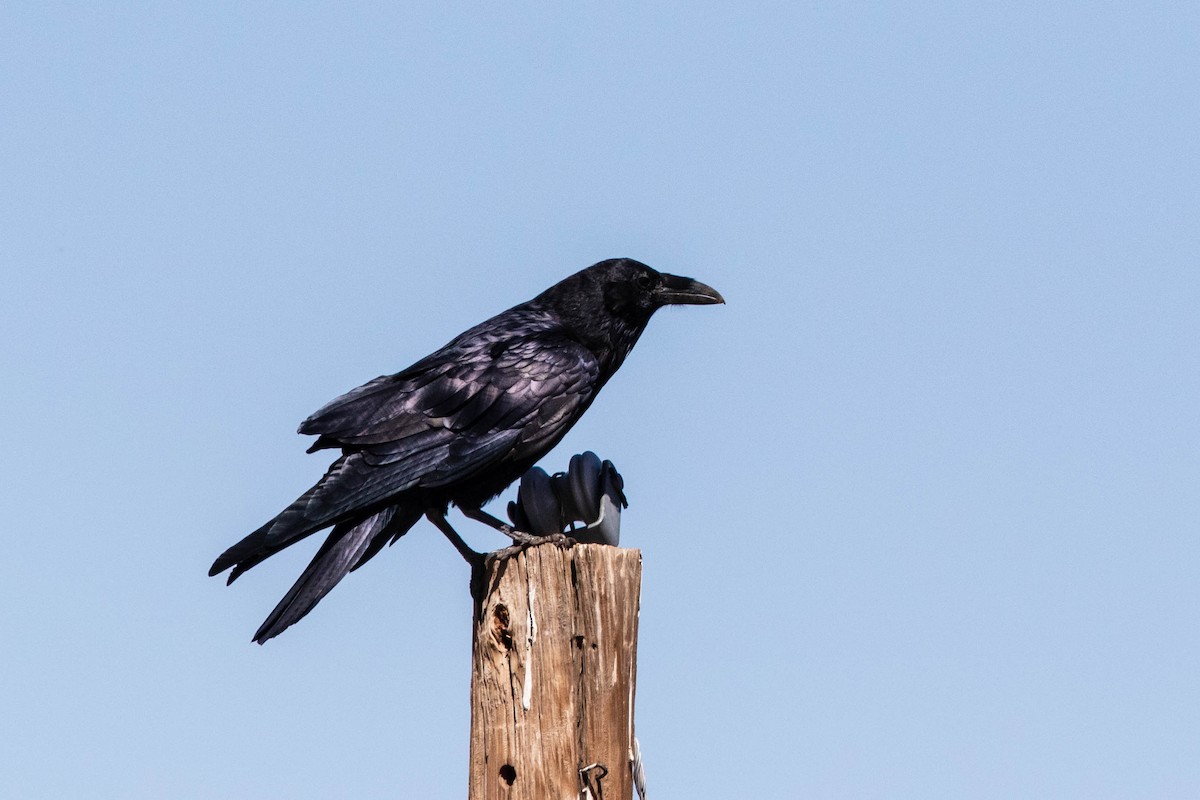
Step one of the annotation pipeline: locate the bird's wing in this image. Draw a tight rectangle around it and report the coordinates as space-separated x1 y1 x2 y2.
299 332 602 516
298 307 555 450
211 331 601 582
419 334 603 484
300 329 600 457
298 365 455 452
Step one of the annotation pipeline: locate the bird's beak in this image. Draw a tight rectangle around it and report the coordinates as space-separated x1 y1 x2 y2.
654 273 725 306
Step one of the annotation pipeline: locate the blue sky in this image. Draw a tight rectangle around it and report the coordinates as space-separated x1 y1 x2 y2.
3 3 1198 797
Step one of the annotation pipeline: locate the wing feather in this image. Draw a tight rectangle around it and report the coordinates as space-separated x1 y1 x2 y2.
214 327 603 584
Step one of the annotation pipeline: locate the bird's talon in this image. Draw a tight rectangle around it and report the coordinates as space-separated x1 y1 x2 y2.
548 532 576 549
487 531 576 563
502 527 540 546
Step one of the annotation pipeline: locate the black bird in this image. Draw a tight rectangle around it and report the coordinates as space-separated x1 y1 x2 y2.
209 258 723 642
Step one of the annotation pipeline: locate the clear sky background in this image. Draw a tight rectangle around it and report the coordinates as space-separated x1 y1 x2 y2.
3 3 1198 798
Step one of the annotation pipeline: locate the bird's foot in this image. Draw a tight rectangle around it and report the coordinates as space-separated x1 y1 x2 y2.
539 531 577 550
498 523 574 547
488 531 577 563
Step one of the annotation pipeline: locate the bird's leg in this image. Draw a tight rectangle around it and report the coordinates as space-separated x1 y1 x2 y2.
426 508 489 604
458 506 575 552
425 508 485 571
457 506 539 544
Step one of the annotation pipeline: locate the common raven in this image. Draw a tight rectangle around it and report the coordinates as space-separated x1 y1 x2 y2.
210 258 722 642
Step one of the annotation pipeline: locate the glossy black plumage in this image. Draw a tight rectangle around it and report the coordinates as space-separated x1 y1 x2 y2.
209 257 722 642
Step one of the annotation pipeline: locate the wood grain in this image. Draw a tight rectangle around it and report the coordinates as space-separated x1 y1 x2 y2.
468 544 641 800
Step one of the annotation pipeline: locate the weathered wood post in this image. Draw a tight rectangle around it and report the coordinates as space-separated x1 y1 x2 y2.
468 543 642 800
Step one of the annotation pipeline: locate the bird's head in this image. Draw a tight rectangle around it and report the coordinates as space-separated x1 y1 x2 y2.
596 258 724 323
537 258 723 359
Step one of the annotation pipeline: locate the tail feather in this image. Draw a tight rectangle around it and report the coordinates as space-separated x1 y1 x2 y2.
252 504 423 644
209 456 375 583
209 482 332 583
211 445 452 583
209 510 325 585
349 512 414 572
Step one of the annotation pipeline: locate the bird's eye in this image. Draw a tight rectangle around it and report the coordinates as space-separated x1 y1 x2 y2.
634 272 653 290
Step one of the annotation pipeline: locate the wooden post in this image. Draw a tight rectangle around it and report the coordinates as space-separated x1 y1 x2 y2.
468 543 642 800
